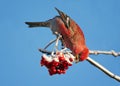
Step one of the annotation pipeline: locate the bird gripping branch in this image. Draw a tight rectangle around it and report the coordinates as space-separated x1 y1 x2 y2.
25 8 89 62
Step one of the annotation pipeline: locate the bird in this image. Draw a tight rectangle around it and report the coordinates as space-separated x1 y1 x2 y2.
25 8 89 62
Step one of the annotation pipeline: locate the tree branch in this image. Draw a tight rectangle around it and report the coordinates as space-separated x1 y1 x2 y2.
38 48 52 55
89 50 120 57
39 48 120 57
87 57 120 82
44 39 57 49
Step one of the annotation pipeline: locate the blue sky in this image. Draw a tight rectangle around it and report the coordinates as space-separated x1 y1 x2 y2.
0 0 120 86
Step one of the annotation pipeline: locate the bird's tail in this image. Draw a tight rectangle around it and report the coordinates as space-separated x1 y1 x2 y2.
25 21 50 28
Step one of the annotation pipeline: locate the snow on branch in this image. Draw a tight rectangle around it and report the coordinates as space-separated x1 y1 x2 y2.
39 49 120 57
87 57 120 82
89 50 120 57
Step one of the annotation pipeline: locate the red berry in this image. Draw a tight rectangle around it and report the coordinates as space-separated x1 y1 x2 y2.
52 60 59 66
59 56 65 61
61 70 66 74
40 57 46 66
69 58 73 62
68 63 72 66
57 69 62 74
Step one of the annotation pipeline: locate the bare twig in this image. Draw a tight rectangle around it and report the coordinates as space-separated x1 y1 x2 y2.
54 34 62 51
87 57 120 82
38 48 52 55
44 39 57 49
89 50 120 57
38 48 71 55
39 48 120 57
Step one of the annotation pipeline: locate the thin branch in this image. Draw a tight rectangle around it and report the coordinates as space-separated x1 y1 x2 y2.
38 48 52 55
87 57 120 82
39 48 120 57
38 48 71 55
54 34 62 51
89 50 120 57
44 39 57 49
44 34 62 51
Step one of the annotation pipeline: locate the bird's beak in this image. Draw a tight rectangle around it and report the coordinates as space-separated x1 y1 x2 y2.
75 54 80 63
55 8 67 20
55 8 69 28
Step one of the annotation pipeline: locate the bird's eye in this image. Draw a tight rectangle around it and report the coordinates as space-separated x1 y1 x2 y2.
65 16 70 28
66 17 70 25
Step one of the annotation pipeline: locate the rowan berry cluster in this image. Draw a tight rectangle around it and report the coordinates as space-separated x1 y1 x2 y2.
40 52 75 75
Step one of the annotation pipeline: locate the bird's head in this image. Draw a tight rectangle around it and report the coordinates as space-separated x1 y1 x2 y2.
55 8 71 29
75 47 89 62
